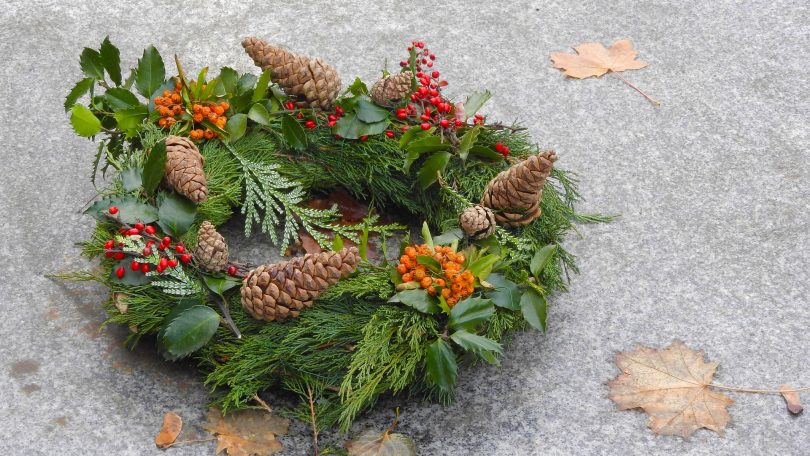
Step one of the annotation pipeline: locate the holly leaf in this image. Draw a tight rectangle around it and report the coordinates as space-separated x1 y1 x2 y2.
450 329 502 364
99 36 122 86
416 151 451 189
226 113 248 143
158 305 220 361
120 167 143 192
457 125 481 160
530 244 556 277
157 192 197 237
355 98 389 123
280 114 307 150
467 145 502 161
64 78 95 111
550 39 647 79
85 196 158 223
142 140 166 196
202 275 242 295
154 411 182 449
608 341 733 438
463 90 490 120
204 407 289 456
135 45 165 98
448 297 494 331
80 48 104 79
113 104 148 138
346 429 416 456
109 258 151 285
252 69 272 103
69 104 101 137
247 103 271 125
103 88 140 110
520 289 547 332
484 273 520 310
425 339 457 393
334 112 388 139
388 289 439 314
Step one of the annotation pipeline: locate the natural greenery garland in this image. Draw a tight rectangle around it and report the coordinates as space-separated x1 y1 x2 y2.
61 37 607 431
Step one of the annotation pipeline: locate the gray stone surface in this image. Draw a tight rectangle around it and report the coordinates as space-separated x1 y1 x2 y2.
1 0 809 454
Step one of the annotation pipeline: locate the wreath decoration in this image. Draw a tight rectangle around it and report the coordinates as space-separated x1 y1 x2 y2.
62 37 607 431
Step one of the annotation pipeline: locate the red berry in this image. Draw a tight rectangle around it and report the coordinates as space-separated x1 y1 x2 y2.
285 101 295 110
168 259 178 268
162 236 171 245
415 41 424 48
114 252 125 260
431 71 440 78
420 114 430 121
127 228 139 236
141 263 150 273
175 245 185 254
156 265 165 273
159 258 169 269
145 240 155 247
305 120 316 129
420 123 430 130
227 265 237 276
359 135 368 141
455 119 463 127
143 247 152 256
328 114 337 122
426 61 433 68
396 112 407 120
327 120 337 127
296 113 304 119
130 261 140 271
429 53 436 60
400 125 409 132
495 143 505 152
385 130 395 138
144 225 156 235
157 244 166 251
104 240 115 250
399 60 407 67
115 267 125 278
134 222 144 230
105 251 114 258
180 254 191 264
335 106 344 116
108 206 118 215
502 146 510 157
439 119 449 128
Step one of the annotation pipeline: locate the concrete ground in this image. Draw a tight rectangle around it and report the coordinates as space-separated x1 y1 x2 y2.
2 0 809 454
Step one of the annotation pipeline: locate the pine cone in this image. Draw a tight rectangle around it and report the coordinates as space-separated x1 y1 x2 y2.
193 221 229 272
242 37 341 110
459 205 497 239
481 150 557 227
370 71 413 106
164 135 208 203
240 247 360 321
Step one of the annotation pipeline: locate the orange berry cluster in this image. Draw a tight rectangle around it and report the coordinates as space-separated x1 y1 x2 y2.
153 80 230 141
154 81 184 128
189 101 229 140
396 244 475 307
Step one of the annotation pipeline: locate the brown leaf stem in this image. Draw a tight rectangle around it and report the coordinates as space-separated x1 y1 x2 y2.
709 383 810 395
611 72 661 106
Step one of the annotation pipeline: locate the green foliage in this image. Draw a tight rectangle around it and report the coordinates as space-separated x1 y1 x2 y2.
158 303 220 361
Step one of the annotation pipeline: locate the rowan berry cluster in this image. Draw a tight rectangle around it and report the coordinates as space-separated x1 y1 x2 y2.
153 80 230 141
396 244 475 307
104 206 192 279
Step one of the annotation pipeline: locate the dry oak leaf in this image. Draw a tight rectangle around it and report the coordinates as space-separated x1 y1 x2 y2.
154 411 183 448
550 39 647 79
608 341 733 438
204 408 289 456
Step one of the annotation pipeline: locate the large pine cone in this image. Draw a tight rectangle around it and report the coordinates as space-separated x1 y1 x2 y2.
164 135 208 203
240 247 360 321
193 221 229 272
242 37 341 110
370 71 413 106
481 150 557 227
459 205 497 239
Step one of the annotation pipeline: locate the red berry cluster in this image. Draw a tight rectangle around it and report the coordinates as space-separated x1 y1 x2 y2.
104 206 192 279
494 142 510 157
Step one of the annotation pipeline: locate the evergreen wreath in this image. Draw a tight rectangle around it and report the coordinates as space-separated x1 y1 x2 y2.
61 37 608 431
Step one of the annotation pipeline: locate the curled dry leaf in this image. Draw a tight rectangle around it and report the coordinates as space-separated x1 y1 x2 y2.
608 341 733 438
550 39 647 79
779 385 804 415
203 408 289 456
155 411 183 448
345 429 416 456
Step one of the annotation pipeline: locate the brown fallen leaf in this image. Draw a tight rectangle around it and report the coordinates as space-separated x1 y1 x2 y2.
550 39 659 105
608 341 733 438
203 407 289 456
780 384 804 415
155 411 183 448
346 408 416 456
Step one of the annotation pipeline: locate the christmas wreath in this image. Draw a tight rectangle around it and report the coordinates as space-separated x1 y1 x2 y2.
62 37 606 431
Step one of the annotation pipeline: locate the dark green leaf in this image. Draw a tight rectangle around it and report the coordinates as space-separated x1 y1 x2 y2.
159 305 220 361
530 244 557 277
202 275 241 295
433 228 463 245
218 67 239 94
253 69 272 103
225 113 248 143
463 90 491 120
416 151 450 189
466 253 499 279
448 297 495 331
247 103 271 125
457 125 481 160
85 196 158 223
388 289 440 314
99 36 122 85
122 68 137 90
135 46 165 98
355 98 389 123
104 88 140 110
120 167 143 192
468 145 502 161
237 73 257 95
484 273 521 310
142 140 166 196
345 77 368 96
281 114 307 150
333 112 388 139
398 125 431 148
113 104 148 138
416 255 442 274
157 192 197 237
80 48 104 79
450 329 502 363
109 258 152 286
520 289 548 332
69 104 102 137
64 78 95 111
406 135 450 155
425 339 457 393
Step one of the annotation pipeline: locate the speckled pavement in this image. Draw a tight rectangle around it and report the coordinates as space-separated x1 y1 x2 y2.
1 0 809 454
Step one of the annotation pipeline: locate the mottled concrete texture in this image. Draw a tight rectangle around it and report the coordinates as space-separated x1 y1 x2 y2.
2 0 809 454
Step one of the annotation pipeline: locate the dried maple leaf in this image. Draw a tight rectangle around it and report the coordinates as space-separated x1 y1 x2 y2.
154 411 182 448
204 408 289 456
550 39 647 79
608 341 733 438
779 385 804 415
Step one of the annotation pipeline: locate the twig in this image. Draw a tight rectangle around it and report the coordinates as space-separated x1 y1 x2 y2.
710 383 810 395
611 72 661 106
253 394 273 413
307 385 320 456
482 123 528 133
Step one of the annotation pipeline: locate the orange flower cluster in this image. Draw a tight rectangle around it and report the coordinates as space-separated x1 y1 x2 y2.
154 82 184 129
396 244 475 307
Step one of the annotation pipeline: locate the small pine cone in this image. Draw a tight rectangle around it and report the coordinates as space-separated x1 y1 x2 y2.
370 71 413 106
164 135 208 203
459 205 497 239
193 221 229 272
481 150 557 227
242 37 341 110
240 247 360 322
